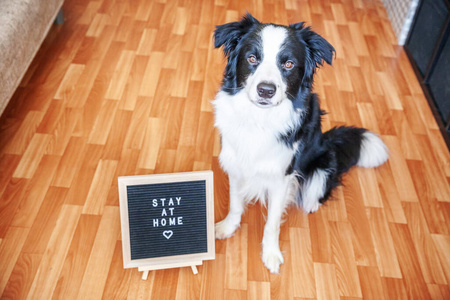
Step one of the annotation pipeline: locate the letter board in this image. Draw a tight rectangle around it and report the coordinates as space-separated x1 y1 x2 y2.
118 171 215 270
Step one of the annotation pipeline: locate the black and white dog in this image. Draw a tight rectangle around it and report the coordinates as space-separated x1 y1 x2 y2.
213 14 388 273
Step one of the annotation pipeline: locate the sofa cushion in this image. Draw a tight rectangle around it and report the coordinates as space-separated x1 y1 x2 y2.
0 0 64 115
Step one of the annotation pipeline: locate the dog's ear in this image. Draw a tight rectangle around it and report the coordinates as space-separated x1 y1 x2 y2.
214 13 260 57
290 22 336 86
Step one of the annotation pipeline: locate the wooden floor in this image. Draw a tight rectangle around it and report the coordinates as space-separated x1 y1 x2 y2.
0 0 449 299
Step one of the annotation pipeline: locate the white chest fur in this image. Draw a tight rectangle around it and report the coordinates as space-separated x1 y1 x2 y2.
213 91 299 199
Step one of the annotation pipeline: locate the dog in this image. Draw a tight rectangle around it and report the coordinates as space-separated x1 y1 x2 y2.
212 13 388 273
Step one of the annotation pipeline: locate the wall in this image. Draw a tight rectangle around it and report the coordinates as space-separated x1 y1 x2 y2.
382 0 420 45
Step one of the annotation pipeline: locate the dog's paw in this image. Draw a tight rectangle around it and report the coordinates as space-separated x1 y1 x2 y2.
215 219 239 239
262 248 284 274
302 200 321 214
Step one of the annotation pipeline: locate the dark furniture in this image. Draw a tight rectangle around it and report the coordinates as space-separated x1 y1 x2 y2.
404 0 450 149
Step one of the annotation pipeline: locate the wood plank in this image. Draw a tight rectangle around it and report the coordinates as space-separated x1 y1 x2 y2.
390 110 422 160
342 171 378 267
123 96 153 150
1 253 42 300
82 160 118 215
376 160 407 224
427 284 450 300
137 118 165 170
2 111 44 155
0 179 29 238
54 64 85 100
76 206 121 300
381 277 408 300
105 50 136 100
329 221 362 298
348 22 369 56
11 155 61 228
431 234 450 284
415 134 450 202
309 209 332 264
46 107 82 156
365 207 402 278
0 227 29 295
247 281 271 300
150 269 179 299
290 227 316 298
136 29 157 56
194 112 215 165
376 72 403 110
87 100 119 145
389 223 432 299
51 136 87 188
126 266 155 300
52 214 102 300
102 241 134 299
26 205 82 299
402 202 447 284
119 55 149 111
314 263 340 300
225 224 248 290
65 144 104 206
383 135 419 202
21 187 68 254
357 102 380 133
358 266 385 300
0 154 21 197
139 52 165 97
13 134 52 179
174 263 203 300
357 168 383 208
200 254 225 300
160 97 185 150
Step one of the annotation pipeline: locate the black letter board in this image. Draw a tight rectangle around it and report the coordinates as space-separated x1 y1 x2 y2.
118 171 215 272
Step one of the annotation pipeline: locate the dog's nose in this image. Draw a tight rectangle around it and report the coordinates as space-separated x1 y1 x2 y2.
257 82 276 99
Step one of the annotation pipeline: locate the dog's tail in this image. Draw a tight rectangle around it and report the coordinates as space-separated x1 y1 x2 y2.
323 126 388 175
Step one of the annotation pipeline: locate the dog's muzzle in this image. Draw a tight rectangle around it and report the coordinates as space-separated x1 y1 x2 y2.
254 82 278 107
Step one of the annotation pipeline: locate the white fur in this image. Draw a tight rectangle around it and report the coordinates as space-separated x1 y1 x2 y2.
300 169 328 213
213 87 299 273
213 90 299 202
357 131 389 168
246 26 288 107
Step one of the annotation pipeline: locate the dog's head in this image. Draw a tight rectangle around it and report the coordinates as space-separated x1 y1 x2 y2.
214 13 335 109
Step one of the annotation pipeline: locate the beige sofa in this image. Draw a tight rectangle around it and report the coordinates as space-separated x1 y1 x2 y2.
0 0 64 116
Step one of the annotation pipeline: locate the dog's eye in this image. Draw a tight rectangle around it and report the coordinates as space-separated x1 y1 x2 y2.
284 61 294 70
248 55 258 65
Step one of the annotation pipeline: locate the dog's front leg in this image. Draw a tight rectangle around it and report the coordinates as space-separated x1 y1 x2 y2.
261 178 290 273
215 175 244 239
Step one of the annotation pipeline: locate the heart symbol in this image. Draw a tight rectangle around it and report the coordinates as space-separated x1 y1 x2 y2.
163 230 173 240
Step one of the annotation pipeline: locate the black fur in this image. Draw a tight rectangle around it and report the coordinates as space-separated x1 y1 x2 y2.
214 13 261 94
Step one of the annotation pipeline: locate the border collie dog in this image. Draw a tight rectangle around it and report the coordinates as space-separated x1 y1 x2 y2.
213 14 388 273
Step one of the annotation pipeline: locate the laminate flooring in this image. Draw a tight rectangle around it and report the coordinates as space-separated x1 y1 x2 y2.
0 0 449 299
